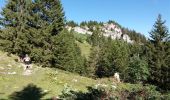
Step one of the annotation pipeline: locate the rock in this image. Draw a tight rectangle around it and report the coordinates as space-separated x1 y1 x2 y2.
111 85 116 89
18 65 22 68
114 72 120 82
95 83 108 88
7 64 12 67
44 90 49 93
0 67 4 70
101 84 107 87
8 72 16 75
66 23 134 43
74 27 92 35
53 77 57 80
72 79 78 82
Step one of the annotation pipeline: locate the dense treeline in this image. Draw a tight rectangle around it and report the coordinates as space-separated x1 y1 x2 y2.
0 0 169 93
75 15 169 91
122 28 147 43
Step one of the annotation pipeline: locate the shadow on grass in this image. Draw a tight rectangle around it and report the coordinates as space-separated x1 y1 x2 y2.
9 84 47 100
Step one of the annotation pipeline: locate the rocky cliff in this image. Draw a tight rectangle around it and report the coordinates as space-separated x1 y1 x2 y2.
66 22 134 43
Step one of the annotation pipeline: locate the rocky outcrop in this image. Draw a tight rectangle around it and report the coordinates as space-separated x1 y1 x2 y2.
66 23 134 43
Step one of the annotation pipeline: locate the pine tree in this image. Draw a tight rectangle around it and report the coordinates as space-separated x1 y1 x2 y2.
95 38 130 78
87 47 100 77
27 0 65 66
52 30 86 74
147 14 170 90
0 0 66 68
0 0 32 55
66 21 78 27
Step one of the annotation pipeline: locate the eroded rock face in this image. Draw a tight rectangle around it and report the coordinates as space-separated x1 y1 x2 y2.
66 23 134 43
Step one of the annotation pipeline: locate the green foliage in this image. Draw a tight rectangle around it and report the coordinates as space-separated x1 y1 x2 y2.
0 0 65 68
66 20 78 27
87 47 100 77
87 27 106 47
89 32 101 46
59 83 163 100
108 20 122 28
96 39 130 78
52 30 87 75
0 0 32 54
80 21 103 31
116 84 162 100
73 32 89 43
127 55 149 83
147 14 170 91
59 86 111 100
122 28 147 43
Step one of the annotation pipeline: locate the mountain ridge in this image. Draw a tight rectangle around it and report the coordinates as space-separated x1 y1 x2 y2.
66 20 146 43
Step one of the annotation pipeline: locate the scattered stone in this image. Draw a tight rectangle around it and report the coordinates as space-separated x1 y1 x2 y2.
0 67 4 70
95 84 100 88
72 79 78 82
111 85 116 89
58 81 63 84
53 77 57 80
8 72 16 75
95 83 108 88
18 65 22 68
43 89 49 93
101 84 107 87
7 64 12 67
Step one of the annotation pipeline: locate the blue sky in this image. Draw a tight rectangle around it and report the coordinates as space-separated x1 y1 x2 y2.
0 0 170 37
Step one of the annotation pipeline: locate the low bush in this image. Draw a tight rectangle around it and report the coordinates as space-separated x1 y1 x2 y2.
59 83 164 100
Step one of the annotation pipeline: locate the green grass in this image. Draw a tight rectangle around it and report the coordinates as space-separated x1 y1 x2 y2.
76 41 92 59
0 51 165 99
0 51 96 99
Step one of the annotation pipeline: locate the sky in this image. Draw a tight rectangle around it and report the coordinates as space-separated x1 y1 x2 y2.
0 0 170 37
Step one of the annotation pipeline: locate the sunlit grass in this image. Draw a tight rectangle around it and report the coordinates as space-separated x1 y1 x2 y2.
0 51 96 99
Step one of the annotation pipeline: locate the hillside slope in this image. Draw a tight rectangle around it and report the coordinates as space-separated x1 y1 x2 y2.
0 51 96 99
0 51 168 99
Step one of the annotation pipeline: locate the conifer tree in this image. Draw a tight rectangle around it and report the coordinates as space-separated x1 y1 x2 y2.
147 14 170 90
96 38 130 78
87 47 100 77
52 30 86 74
0 0 32 55
28 0 65 66
0 0 66 68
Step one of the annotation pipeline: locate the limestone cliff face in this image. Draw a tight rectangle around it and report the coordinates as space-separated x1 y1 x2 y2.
66 23 134 43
